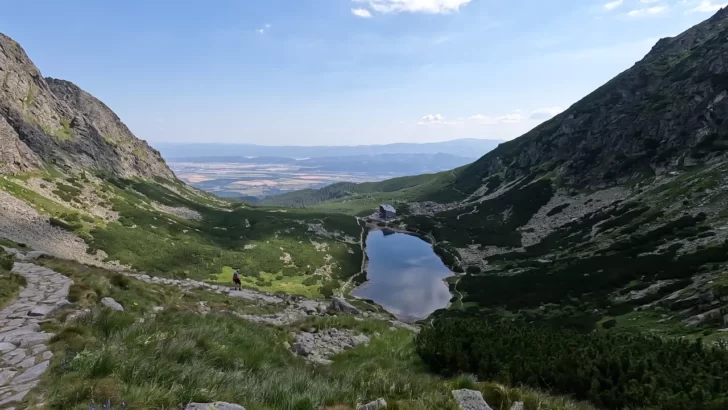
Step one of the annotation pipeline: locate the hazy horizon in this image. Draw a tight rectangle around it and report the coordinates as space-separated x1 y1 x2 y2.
1 0 722 146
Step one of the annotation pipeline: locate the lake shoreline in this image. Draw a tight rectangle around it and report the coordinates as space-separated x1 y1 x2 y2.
350 223 457 322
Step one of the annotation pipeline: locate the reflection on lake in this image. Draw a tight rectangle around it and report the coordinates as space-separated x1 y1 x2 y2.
352 230 453 321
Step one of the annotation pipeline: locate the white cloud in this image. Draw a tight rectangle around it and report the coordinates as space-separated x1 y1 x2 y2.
418 113 448 125
353 0 473 15
687 1 727 12
627 5 668 17
640 0 660 3
468 112 525 125
352 8 373 17
604 0 624 10
529 106 564 120
257 23 272 34
418 107 563 127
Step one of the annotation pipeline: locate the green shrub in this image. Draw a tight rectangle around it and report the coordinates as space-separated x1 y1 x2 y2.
49 217 81 232
110 273 130 289
416 318 728 410
601 319 617 329
302 276 319 286
1 254 13 271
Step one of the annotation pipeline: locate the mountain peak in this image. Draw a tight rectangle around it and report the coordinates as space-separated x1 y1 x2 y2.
0 32 174 180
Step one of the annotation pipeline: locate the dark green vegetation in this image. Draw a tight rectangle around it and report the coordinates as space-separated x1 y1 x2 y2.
441 196 728 332
0 248 25 309
88 176 363 297
405 179 554 248
417 318 728 410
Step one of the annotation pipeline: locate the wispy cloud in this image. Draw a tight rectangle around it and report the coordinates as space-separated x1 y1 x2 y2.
352 0 473 16
627 5 668 17
257 23 272 34
686 0 727 13
604 0 624 10
352 8 373 18
418 107 563 127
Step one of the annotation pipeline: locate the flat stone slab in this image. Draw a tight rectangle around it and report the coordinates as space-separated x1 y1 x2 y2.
0 342 15 353
452 389 494 410
11 332 54 348
12 360 49 385
358 398 387 410
185 402 246 410
28 305 55 317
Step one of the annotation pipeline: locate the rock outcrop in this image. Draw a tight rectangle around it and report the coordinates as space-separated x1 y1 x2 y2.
0 32 175 180
291 328 370 365
451 389 493 410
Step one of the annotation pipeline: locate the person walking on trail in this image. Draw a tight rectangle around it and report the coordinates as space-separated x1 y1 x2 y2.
232 269 242 291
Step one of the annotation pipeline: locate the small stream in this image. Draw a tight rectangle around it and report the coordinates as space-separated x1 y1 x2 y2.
352 230 453 321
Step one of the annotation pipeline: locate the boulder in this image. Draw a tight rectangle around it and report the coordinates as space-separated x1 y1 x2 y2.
101 297 124 312
291 332 315 356
330 297 360 315
510 402 524 410
452 389 493 410
185 402 246 410
358 398 387 410
351 334 370 346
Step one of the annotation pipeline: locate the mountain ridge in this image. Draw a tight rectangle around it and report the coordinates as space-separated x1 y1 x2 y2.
0 32 174 180
154 138 505 160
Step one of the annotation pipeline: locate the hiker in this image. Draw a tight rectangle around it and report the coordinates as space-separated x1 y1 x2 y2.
232 269 242 291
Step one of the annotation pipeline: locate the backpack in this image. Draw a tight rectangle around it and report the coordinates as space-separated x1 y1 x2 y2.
233 271 239 280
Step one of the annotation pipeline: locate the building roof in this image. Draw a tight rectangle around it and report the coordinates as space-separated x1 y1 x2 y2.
380 204 396 213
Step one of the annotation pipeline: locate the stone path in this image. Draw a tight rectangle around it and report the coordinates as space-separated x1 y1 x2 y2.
0 262 72 409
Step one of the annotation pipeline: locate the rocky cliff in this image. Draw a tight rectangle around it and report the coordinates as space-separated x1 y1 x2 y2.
0 32 174 179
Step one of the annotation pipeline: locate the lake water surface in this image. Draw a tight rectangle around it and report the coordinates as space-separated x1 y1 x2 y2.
352 230 453 321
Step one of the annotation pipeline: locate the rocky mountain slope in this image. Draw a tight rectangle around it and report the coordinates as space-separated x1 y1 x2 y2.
0 33 173 179
296 8 728 338
450 6 728 195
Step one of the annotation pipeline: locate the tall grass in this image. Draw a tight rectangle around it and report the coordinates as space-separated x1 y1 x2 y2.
47 309 457 410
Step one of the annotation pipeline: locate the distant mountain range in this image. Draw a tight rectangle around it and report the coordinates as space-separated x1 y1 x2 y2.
153 138 504 160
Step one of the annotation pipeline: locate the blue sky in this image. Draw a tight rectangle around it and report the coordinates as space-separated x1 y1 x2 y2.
1 0 724 146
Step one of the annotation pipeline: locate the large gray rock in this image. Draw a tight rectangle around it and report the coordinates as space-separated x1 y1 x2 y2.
101 297 124 311
358 398 387 410
185 402 246 410
510 402 524 410
291 332 315 356
452 389 493 410
330 297 360 315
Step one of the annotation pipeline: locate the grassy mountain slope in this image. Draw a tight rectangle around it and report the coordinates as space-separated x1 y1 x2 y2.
261 168 464 214
286 7 728 339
